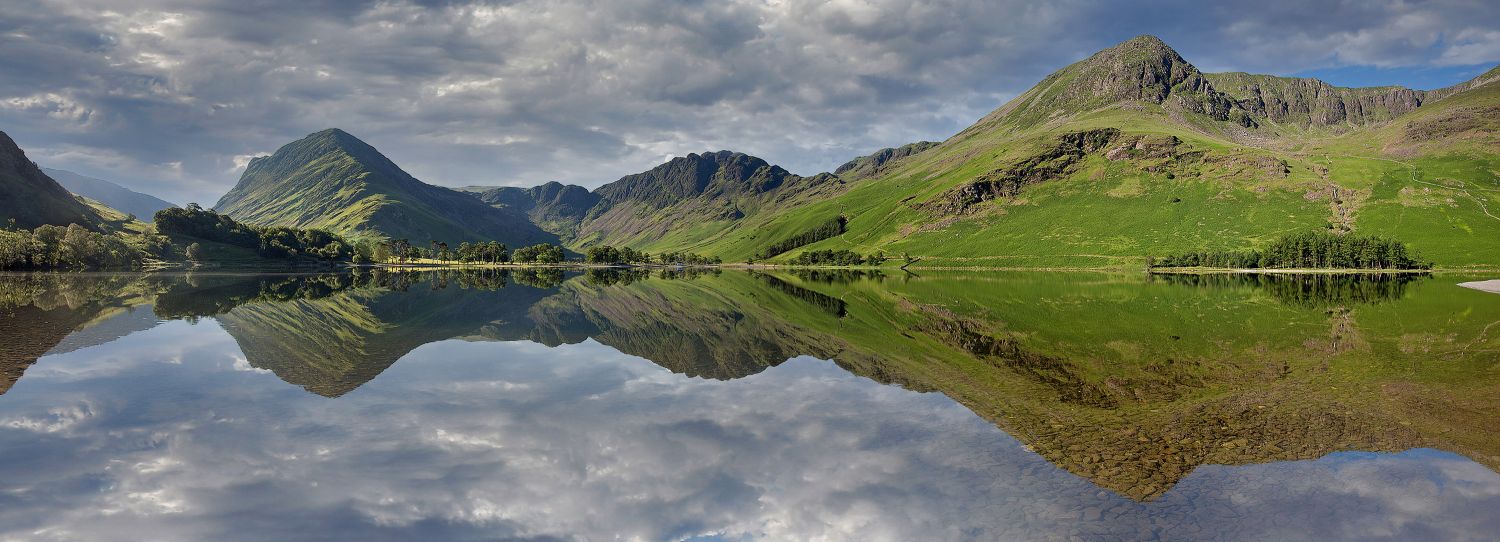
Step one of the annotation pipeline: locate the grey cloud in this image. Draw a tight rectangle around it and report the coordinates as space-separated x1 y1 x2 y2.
0 0 1495 204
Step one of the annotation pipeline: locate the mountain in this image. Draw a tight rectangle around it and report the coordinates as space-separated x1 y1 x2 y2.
648 35 1500 269
572 150 851 248
472 181 601 237
41 167 175 220
0 131 104 230
465 143 940 254
215 128 557 246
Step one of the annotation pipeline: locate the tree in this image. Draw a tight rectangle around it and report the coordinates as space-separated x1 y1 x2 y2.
185 242 203 262
536 244 565 263
586 245 623 264
757 215 847 260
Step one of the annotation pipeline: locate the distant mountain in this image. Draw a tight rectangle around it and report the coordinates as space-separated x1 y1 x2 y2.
570 151 842 248
215 128 557 246
473 181 601 238
0 131 104 230
42 167 175 220
465 143 940 253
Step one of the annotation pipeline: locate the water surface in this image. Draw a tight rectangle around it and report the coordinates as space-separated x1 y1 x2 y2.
2 269 1498 541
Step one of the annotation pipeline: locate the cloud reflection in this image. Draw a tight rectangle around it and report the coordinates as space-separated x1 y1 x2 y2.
0 322 1497 541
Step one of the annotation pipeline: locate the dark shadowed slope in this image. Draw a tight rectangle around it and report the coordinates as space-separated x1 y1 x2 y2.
0 131 104 230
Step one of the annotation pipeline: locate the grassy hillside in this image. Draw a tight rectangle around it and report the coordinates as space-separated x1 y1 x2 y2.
634 36 1500 270
215 129 557 247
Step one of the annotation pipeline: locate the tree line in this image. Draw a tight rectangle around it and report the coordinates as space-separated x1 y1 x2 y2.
584 244 721 265
1150 231 1430 270
373 239 514 264
788 249 886 267
155 204 352 263
0 222 147 269
754 215 846 261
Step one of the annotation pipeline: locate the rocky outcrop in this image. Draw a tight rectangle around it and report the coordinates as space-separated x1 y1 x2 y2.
1104 134 1181 161
1205 73 1425 128
920 129 1120 215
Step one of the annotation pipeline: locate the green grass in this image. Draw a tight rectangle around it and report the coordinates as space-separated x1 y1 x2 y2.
630 75 1500 270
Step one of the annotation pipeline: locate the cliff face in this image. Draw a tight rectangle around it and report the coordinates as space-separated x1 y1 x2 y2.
1205 73 1425 127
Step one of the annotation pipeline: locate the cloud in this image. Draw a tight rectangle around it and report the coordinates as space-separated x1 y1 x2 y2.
0 0 1495 204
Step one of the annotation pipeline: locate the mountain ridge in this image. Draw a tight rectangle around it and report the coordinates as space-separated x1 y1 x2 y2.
214 128 558 247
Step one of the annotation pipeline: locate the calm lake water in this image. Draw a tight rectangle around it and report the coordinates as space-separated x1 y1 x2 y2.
2 269 1498 541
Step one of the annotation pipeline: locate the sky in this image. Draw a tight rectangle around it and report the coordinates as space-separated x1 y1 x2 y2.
1 0 1497 205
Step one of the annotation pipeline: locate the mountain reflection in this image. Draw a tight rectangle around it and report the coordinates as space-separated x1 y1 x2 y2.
2 269 1498 501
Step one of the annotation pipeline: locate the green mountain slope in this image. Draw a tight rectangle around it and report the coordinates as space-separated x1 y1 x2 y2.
42 168 175 220
215 129 557 246
572 150 846 248
654 36 1500 269
464 144 939 253
0 131 105 230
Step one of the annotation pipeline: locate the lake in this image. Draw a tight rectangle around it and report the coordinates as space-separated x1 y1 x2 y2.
2 269 1498 541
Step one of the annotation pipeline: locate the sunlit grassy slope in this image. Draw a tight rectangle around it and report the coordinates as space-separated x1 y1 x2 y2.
215 129 557 247
619 42 1499 270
